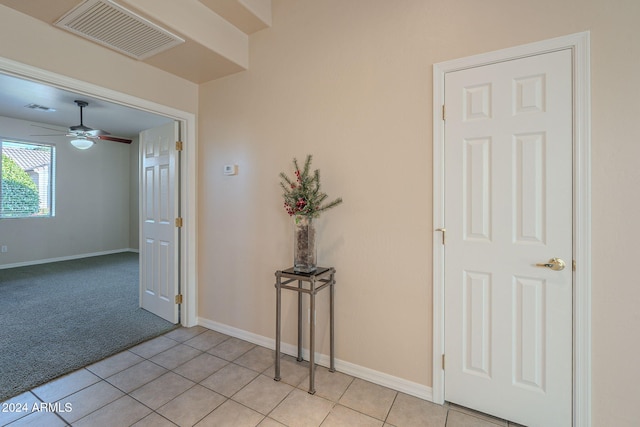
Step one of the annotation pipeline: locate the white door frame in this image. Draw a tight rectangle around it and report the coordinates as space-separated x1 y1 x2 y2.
432 32 591 426
0 56 198 327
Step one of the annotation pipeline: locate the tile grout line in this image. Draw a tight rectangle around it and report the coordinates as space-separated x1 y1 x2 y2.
67 331 210 426
129 331 278 426
384 391 400 425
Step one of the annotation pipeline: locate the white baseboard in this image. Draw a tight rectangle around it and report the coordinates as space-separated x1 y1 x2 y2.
197 317 433 402
0 248 138 269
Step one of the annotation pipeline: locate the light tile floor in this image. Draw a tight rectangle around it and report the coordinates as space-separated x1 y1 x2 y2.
1 326 524 427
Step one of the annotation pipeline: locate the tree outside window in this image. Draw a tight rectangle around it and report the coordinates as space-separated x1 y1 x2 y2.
0 140 55 218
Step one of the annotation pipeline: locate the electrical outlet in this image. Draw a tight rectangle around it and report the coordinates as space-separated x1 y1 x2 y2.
1 245 7 253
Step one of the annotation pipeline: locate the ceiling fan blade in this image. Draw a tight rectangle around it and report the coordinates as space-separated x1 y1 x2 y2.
32 134 66 137
86 129 111 137
98 135 132 144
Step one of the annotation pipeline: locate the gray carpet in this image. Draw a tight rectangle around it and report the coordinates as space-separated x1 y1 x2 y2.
0 252 178 401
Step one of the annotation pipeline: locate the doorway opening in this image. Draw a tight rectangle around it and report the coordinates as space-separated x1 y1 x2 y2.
0 56 197 327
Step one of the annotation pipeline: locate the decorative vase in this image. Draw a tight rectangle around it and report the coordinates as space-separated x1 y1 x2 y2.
293 215 317 273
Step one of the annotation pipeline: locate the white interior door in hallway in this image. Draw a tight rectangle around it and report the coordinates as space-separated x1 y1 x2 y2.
442 49 573 427
140 121 180 323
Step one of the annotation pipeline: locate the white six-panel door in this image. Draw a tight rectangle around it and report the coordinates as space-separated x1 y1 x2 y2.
443 49 573 426
140 121 179 323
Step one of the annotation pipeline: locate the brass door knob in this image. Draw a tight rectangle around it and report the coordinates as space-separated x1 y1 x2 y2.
535 258 566 271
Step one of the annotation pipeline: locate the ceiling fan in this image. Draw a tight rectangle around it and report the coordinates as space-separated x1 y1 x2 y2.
32 100 132 149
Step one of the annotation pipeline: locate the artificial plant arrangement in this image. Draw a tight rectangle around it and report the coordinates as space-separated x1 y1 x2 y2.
279 154 343 220
279 155 342 272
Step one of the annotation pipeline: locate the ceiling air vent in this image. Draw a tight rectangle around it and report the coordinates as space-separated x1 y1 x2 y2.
55 0 185 60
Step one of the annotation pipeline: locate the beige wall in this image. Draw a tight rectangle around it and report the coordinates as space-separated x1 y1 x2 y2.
198 0 640 425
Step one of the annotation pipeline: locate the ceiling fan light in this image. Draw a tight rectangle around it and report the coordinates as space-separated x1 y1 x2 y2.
70 138 94 150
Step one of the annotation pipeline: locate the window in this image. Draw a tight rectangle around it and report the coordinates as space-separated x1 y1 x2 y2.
0 139 55 218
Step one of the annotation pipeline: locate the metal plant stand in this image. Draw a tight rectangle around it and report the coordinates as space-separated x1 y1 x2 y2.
274 267 336 394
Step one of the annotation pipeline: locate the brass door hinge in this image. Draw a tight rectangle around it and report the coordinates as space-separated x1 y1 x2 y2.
175 294 183 304
442 354 445 370
175 217 183 228
573 260 576 271
176 140 183 151
442 105 446 121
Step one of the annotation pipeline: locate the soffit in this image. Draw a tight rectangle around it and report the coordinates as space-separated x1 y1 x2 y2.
0 0 79 23
199 0 271 34
0 0 259 84
145 40 245 83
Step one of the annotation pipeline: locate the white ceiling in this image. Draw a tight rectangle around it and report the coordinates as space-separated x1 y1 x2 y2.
0 72 173 138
